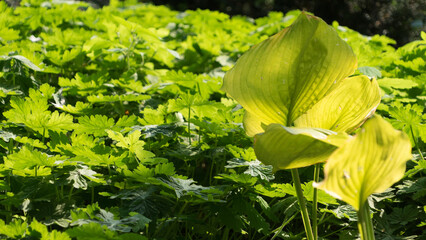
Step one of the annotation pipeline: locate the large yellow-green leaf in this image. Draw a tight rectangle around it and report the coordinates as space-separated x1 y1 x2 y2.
253 124 350 171
314 115 412 211
222 13 357 135
293 75 380 133
243 111 265 136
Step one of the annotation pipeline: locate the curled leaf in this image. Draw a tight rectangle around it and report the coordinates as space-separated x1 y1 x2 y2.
314 115 412 210
222 13 358 135
223 13 381 170
293 75 380 133
254 124 350 170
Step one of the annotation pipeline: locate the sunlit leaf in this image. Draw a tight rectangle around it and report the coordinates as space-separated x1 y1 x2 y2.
4 94 74 137
87 93 150 103
0 219 27 238
385 102 425 144
76 115 115 137
225 158 274 181
67 165 99 190
0 55 43 71
253 124 349 170
222 13 358 134
66 222 118 240
314 115 412 210
293 75 380 133
5 146 57 170
357 66 382 78
377 78 418 90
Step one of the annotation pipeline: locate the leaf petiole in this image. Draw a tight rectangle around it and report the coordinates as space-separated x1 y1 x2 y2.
410 125 424 160
357 200 375 240
312 163 321 240
291 168 314 240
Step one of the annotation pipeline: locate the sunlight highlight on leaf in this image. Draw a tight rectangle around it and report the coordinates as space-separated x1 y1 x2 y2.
314 115 412 210
254 124 349 170
222 13 358 133
222 13 381 170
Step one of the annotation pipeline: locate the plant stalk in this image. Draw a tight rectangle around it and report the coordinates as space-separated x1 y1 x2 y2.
291 168 314 240
410 125 424 160
312 163 321 240
357 201 375 240
188 105 192 145
271 212 297 240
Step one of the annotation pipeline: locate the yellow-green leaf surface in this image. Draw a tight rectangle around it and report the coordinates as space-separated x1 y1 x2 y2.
253 124 350 170
314 115 412 210
293 75 380 133
222 13 357 135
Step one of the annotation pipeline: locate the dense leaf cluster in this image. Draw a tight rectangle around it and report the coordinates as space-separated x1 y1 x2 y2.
0 0 425 239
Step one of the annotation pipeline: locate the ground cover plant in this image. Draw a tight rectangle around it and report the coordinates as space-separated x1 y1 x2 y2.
0 0 425 239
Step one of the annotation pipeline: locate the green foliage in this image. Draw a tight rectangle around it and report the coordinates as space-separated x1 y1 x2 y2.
0 1 424 239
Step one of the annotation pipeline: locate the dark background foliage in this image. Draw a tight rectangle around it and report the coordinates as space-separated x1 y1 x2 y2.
152 0 425 47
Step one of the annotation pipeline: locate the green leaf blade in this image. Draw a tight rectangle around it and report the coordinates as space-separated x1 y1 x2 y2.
315 115 412 210
223 13 358 132
253 124 348 170
294 75 381 133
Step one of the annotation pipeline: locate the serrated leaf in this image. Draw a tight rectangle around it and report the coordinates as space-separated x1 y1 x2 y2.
233 196 270 234
133 124 178 138
4 93 74 137
160 176 218 200
271 183 297 196
386 102 425 144
106 130 145 160
45 111 75 133
87 93 150 103
76 115 115 137
303 181 338 205
225 159 274 180
115 115 138 127
377 78 418 90
154 162 175 176
322 205 358 221
67 165 98 190
5 146 57 170
46 48 81 66
14 136 47 149
254 184 287 198
396 177 426 200
0 130 16 142
0 219 27 238
29 219 72 240
216 173 258 186
226 145 257 161
387 206 420 225
72 209 150 233
358 66 382 78
66 222 118 240
83 36 112 53
124 164 154 181
58 102 92 115
1 55 43 71
216 206 244 232
113 187 172 219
